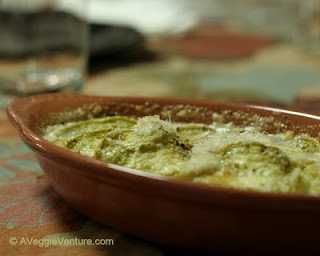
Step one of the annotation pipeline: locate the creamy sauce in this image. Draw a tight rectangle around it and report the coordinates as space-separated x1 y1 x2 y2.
43 115 320 195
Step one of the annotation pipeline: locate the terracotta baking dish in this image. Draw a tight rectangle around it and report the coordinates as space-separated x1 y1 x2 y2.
6 93 320 255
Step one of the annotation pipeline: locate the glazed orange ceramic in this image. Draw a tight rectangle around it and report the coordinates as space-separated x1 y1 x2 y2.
6 93 320 255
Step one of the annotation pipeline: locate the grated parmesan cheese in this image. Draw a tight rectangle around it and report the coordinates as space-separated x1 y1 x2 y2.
43 115 320 195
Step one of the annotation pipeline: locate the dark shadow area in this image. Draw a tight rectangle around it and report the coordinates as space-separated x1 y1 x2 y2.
88 24 160 74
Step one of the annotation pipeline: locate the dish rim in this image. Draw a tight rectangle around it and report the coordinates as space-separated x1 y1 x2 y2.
6 93 320 210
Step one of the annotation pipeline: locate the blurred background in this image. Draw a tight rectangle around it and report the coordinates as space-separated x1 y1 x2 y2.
1 0 320 113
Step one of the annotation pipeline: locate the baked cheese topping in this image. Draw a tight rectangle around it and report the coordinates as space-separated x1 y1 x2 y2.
43 115 320 195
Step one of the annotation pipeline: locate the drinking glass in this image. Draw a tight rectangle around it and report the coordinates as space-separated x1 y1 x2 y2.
0 0 88 106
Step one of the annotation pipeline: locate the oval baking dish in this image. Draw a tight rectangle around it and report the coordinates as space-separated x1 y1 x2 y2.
6 93 320 255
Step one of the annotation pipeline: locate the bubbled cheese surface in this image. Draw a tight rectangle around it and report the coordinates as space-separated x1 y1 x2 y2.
43 115 320 195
